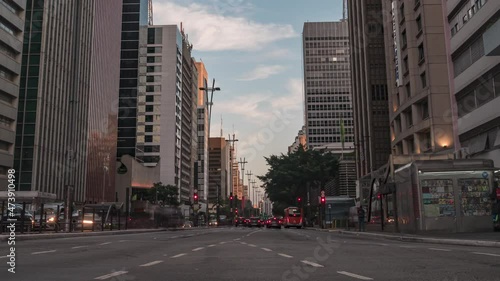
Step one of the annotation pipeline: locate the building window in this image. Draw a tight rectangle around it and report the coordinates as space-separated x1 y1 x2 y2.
406 109 413 127
145 115 153 122
421 99 429 119
402 31 407 47
403 56 409 73
145 105 153 112
420 72 427 88
145 125 153 133
146 95 154 102
396 93 401 106
400 3 405 21
406 83 411 99
418 44 425 62
416 15 422 32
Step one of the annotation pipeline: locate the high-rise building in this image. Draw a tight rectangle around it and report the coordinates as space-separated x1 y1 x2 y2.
195 61 209 203
14 0 122 201
136 25 183 194
288 126 307 153
302 21 356 196
444 0 500 167
208 137 229 205
382 0 454 158
348 0 392 180
0 0 25 191
116 0 149 161
302 21 354 150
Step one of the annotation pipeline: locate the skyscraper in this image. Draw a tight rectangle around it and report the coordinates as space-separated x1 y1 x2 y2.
0 0 25 191
14 0 122 201
195 61 209 204
444 0 500 168
382 0 454 158
348 0 391 180
302 21 356 196
302 21 354 150
116 0 149 161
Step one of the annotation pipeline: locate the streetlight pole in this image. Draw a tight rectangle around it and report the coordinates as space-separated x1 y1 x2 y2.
246 171 252 217
200 79 221 225
251 180 256 216
239 158 247 214
227 134 238 217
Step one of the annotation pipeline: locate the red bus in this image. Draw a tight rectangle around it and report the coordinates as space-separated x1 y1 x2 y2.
283 207 303 229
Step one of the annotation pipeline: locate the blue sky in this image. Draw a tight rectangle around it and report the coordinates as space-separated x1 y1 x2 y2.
154 0 344 194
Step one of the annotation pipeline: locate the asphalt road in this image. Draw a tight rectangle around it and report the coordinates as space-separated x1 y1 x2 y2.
1 227 499 281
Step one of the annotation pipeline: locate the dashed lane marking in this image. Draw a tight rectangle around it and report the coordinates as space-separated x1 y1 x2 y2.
248 244 257 247
192 247 204 251
140 260 163 267
301 260 324 268
31 250 56 255
240 242 247 245
278 253 293 258
171 253 187 258
99 242 111 245
472 252 500 257
71 246 88 249
219 241 226 244
94 271 128 280
207 244 216 247
337 271 374 280
428 248 451 252
261 248 272 252
234 238 241 241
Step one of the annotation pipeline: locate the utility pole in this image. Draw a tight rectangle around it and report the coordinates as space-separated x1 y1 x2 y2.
246 171 253 217
251 180 257 216
239 158 247 215
227 134 238 217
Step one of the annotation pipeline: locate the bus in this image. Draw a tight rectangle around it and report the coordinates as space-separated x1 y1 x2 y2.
283 206 303 229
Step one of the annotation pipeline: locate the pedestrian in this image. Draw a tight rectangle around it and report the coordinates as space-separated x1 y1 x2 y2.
357 206 365 232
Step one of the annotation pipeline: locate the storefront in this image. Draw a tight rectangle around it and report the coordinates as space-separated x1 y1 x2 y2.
393 159 497 233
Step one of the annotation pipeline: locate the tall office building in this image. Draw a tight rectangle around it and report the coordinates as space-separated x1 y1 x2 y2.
135 25 183 195
288 126 307 153
348 0 392 180
381 0 454 157
208 137 230 204
14 0 122 201
0 0 25 191
303 21 354 150
444 0 500 167
302 21 356 196
179 26 198 204
195 61 209 203
116 0 149 161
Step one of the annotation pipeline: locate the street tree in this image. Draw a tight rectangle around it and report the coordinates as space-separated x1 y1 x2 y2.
147 182 180 207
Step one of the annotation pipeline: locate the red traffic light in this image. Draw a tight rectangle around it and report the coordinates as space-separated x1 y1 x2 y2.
320 196 326 204
194 194 198 200
230 196 233 200
297 197 302 202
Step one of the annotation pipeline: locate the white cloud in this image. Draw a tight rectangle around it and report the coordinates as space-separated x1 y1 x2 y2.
270 78 303 110
154 1 298 51
237 65 286 81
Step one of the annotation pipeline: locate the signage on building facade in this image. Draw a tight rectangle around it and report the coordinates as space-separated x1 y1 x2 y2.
392 1 402 87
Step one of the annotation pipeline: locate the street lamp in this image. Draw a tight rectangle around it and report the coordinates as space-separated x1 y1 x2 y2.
200 79 221 225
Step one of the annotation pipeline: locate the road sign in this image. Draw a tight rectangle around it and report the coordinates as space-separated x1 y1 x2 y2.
482 172 488 179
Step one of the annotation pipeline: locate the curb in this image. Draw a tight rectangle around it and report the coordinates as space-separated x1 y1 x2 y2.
0 228 172 242
306 228 500 248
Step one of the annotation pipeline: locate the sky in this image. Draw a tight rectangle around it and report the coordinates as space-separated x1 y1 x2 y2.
154 0 344 196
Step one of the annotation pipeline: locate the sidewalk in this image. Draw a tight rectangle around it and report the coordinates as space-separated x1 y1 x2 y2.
308 227 500 248
0 227 196 241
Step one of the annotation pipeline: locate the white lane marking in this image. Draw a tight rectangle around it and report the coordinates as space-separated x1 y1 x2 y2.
428 248 451 252
140 260 163 267
234 238 241 241
94 271 128 280
301 260 324 268
377 243 388 246
171 236 179 239
31 250 56 255
185 234 194 237
207 244 216 247
192 247 204 252
240 242 247 245
118 240 128 243
278 253 293 258
472 252 500 257
171 253 187 258
337 271 373 280
219 242 226 244
399 245 416 248
99 242 111 245
305 235 311 238
248 244 257 247
261 248 272 252
71 246 88 249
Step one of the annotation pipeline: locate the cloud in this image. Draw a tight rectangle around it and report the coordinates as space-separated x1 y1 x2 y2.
237 65 286 81
154 1 298 51
213 78 304 125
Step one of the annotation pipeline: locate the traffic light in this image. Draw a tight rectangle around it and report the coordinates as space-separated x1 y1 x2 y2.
297 197 302 206
193 193 198 204
230 192 233 208
320 196 326 205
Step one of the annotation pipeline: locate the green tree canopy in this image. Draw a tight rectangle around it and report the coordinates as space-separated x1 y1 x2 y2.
258 145 339 210
146 182 180 207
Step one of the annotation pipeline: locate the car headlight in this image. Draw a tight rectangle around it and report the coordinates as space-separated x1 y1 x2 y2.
83 220 93 224
47 217 55 222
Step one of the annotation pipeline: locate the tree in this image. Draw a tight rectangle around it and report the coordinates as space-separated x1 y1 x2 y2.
146 182 180 207
258 145 339 211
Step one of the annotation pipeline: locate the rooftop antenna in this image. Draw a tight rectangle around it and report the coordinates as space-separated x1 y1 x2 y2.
148 0 153 25
220 115 223 137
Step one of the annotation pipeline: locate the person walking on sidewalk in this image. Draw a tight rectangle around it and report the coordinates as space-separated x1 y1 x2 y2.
358 206 366 232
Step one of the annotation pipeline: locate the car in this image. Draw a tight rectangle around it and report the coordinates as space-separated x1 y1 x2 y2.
266 217 282 229
248 217 262 227
234 217 242 227
208 219 218 226
182 221 194 228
